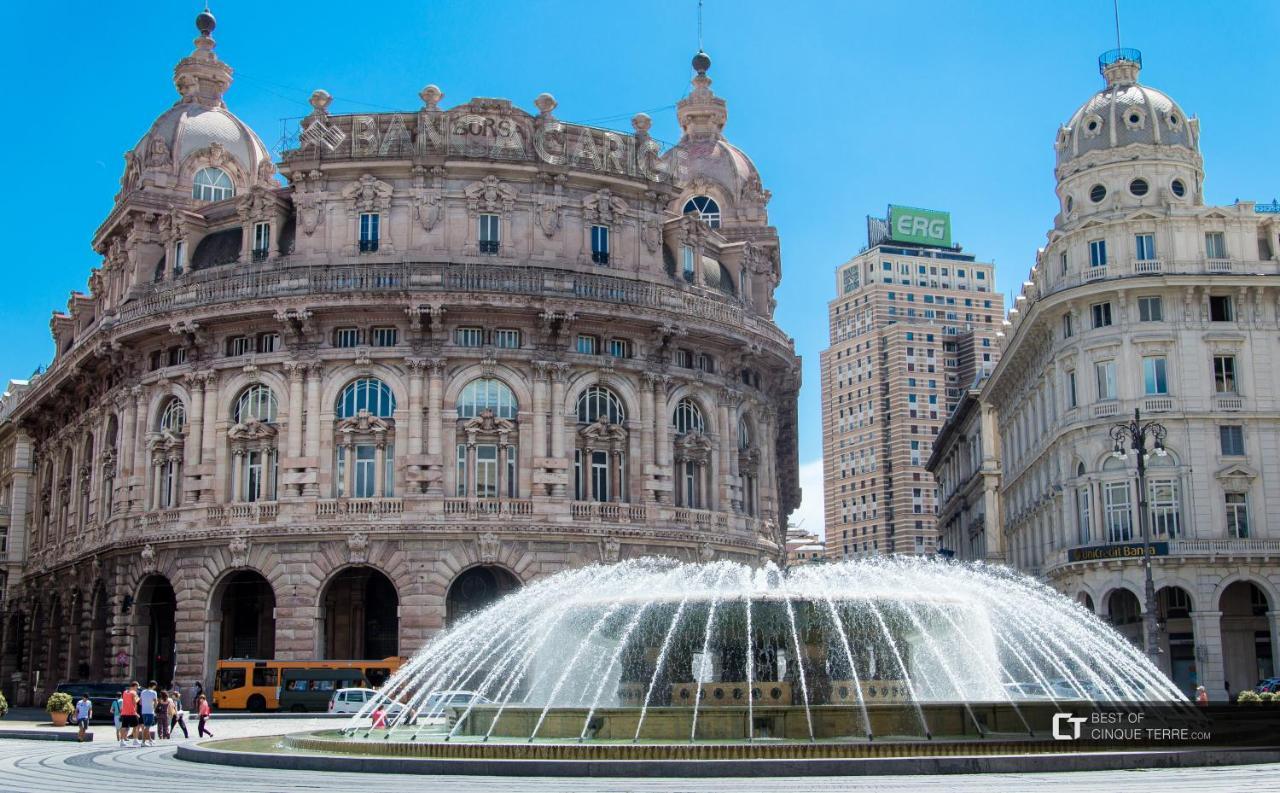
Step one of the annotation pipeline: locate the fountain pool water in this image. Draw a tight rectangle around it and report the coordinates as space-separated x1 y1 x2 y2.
346 557 1185 744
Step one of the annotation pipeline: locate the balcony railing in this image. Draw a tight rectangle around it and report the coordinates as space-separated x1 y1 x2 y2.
443 499 533 517
571 501 648 523
358 239 380 253
1091 401 1120 418
1131 258 1163 274
1142 396 1175 413
316 497 403 517
478 240 500 254
251 248 270 262
1214 395 1244 411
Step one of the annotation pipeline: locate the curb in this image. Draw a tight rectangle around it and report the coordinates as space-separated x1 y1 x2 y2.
0 729 95 743
175 741 1280 777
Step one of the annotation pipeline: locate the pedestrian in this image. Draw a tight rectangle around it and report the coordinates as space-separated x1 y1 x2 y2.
75 693 93 742
1225 680 1232 702
170 688 189 738
194 680 204 700
155 691 171 739
138 680 160 746
196 694 213 738
1196 685 1209 706
370 704 387 730
120 682 141 747
110 693 124 746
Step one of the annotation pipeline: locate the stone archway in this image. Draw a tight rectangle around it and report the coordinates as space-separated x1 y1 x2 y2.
0 611 25 705
1156 585 1195 696
215 571 276 659
1106 588 1142 648
134 574 177 687
1219 580 1273 697
320 566 399 660
445 566 520 628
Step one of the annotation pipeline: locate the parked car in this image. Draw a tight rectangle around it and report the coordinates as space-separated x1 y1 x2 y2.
328 687 410 721
420 690 494 714
55 682 124 722
1254 677 1280 694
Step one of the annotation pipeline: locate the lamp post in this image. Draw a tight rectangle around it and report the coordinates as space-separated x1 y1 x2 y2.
1110 408 1167 665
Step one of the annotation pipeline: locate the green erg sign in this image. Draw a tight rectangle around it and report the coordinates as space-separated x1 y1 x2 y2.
889 205 952 247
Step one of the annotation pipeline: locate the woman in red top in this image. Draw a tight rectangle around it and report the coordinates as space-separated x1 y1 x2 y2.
196 694 213 738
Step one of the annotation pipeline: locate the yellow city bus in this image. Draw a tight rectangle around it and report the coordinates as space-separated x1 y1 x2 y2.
213 657 404 711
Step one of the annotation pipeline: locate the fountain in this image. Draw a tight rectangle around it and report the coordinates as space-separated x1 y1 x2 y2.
339 557 1185 747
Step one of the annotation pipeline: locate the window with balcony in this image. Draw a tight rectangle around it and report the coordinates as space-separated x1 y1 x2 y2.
673 398 709 509
1138 296 1162 322
454 327 484 347
493 329 521 349
574 385 628 503
334 378 396 499
1205 231 1227 260
1226 492 1250 538
479 213 500 254
1095 360 1117 401
1214 356 1237 394
252 221 270 261
230 384 279 503
334 327 361 348
455 378 519 500
1091 301 1113 329
591 225 610 265
682 245 695 282
1134 233 1156 261
371 327 398 347
1089 239 1107 267
1209 295 1233 322
1142 356 1168 395
1220 425 1245 456
359 212 380 252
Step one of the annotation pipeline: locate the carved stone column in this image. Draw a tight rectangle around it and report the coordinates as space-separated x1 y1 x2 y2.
652 375 670 504
406 358 426 456
284 361 304 459
185 372 205 467
132 387 148 510
549 363 569 498
426 358 445 496
117 388 137 511
639 373 656 501
304 361 323 496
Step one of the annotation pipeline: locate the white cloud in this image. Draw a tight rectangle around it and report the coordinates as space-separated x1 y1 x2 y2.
789 458 826 540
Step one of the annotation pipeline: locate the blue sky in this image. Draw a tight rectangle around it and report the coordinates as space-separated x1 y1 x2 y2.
2 1 1276 534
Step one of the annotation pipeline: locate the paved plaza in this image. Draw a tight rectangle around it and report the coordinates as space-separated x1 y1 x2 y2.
0 717 1278 792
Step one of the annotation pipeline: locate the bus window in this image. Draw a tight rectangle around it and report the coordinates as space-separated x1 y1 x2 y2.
217 668 246 691
286 679 308 692
252 668 278 687
310 680 336 691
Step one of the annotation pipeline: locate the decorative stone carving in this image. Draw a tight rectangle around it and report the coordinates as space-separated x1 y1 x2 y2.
348 532 369 564
145 135 171 168
414 190 443 232
477 532 501 564
229 535 249 568
343 174 394 213
465 175 517 214
699 542 715 562
139 543 157 572
602 537 621 564
582 189 628 226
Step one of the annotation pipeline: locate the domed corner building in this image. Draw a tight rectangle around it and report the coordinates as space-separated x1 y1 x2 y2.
0 13 800 703
956 48 1280 700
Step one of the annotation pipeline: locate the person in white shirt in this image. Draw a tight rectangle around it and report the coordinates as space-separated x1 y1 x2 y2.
138 680 159 746
75 693 93 742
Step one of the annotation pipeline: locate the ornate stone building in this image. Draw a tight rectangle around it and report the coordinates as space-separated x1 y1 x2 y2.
0 12 800 704
938 49 1280 700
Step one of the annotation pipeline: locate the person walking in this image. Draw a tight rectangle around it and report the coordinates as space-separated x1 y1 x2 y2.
110 693 124 746
169 688 189 738
120 682 141 747
1196 685 1209 706
155 691 171 739
75 693 93 742
196 694 213 738
138 680 159 746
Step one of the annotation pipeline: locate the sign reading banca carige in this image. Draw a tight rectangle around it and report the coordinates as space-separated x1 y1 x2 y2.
1067 542 1170 563
888 205 952 248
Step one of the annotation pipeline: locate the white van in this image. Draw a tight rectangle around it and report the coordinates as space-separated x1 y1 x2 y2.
328 687 408 720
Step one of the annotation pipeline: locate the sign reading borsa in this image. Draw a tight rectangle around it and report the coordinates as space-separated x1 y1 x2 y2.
888 205 952 248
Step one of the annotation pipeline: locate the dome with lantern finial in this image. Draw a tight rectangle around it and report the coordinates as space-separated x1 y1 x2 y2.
119 6 273 204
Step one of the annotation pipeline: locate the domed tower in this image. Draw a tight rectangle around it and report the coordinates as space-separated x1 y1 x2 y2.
91 8 277 307
1053 49 1202 228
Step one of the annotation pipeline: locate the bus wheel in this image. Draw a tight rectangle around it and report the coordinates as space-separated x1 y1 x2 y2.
247 694 267 713
290 704 307 713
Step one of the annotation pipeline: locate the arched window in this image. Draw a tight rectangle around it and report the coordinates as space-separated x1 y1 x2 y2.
576 386 625 424
158 398 186 434
457 378 517 419
682 195 721 229
337 378 396 419
192 167 234 201
233 384 278 424
673 398 705 435
738 416 751 450
738 415 759 517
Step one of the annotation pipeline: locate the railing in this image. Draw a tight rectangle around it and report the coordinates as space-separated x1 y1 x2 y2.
315 498 403 517
358 239 379 253
570 501 648 523
1091 401 1120 418
1206 258 1234 273
1142 397 1174 413
1131 258 1163 274
1084 264 1108 282
1214 395 1244 411
1172 538 1280 555
443 498 533 517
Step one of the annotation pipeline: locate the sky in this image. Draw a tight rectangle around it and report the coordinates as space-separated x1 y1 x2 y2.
1 1 1276 537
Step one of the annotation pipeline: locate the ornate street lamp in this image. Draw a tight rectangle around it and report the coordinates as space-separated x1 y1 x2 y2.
1110 408 1168 665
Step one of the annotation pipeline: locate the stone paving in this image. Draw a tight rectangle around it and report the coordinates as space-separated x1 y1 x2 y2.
2 717 1280 791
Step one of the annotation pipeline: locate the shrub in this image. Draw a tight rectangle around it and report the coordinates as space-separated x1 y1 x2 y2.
1261 692 1276 703
1236 690 1262 704
45 692 74 714
0 691 7 715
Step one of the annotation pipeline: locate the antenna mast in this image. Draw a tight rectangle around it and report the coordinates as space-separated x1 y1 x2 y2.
1113 0 1122 49
697 0 704 51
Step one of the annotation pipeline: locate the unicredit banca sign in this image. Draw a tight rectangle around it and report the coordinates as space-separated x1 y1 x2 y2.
889 205 952 247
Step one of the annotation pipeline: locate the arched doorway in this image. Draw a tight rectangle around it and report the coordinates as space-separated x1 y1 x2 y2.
1157 586 1195 696
88 584 110 680
321 567 399 660
134 575 177 687
446 566 519 627
217 571 276 659
43 595 63 691
1077 592 1095 613
1220 581 1273 696
1 612 25 705
1106 588 1142 648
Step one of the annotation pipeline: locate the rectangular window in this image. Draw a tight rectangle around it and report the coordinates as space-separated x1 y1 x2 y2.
1067 370 1078 408
1091 302 1113 329
174 240 187 275
1143 356 1168 395
1209 295 1233 322
334 327 361 348
1226 493 1250 538
353 444 376 498
371 327 398 347
1060 251 1068 274
253 221 270 259
1095 360 1117 401
1089 239 1107 267
576 334 598 355
257 333 279 353
1104 481 1133 542
1134 233 1157 261
1148 479 1180 537
1205 231 1227 260
1138 296 1163 322
1213 355 1237 394
454 327 484 347
455 444 467 497
608 338 631 358
591 225 610 264
228 336 253 356
493 329 521 349
168 347 187 366
1220 425 1245 456
475 444 498 499
359 212 380 252
1062 312 1074 338
479 214 500 253
682 245 695 282
1076 486 1092 544
674 348 693 368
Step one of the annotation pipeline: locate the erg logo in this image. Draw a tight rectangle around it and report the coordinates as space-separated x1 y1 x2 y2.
1052 712 1088 740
